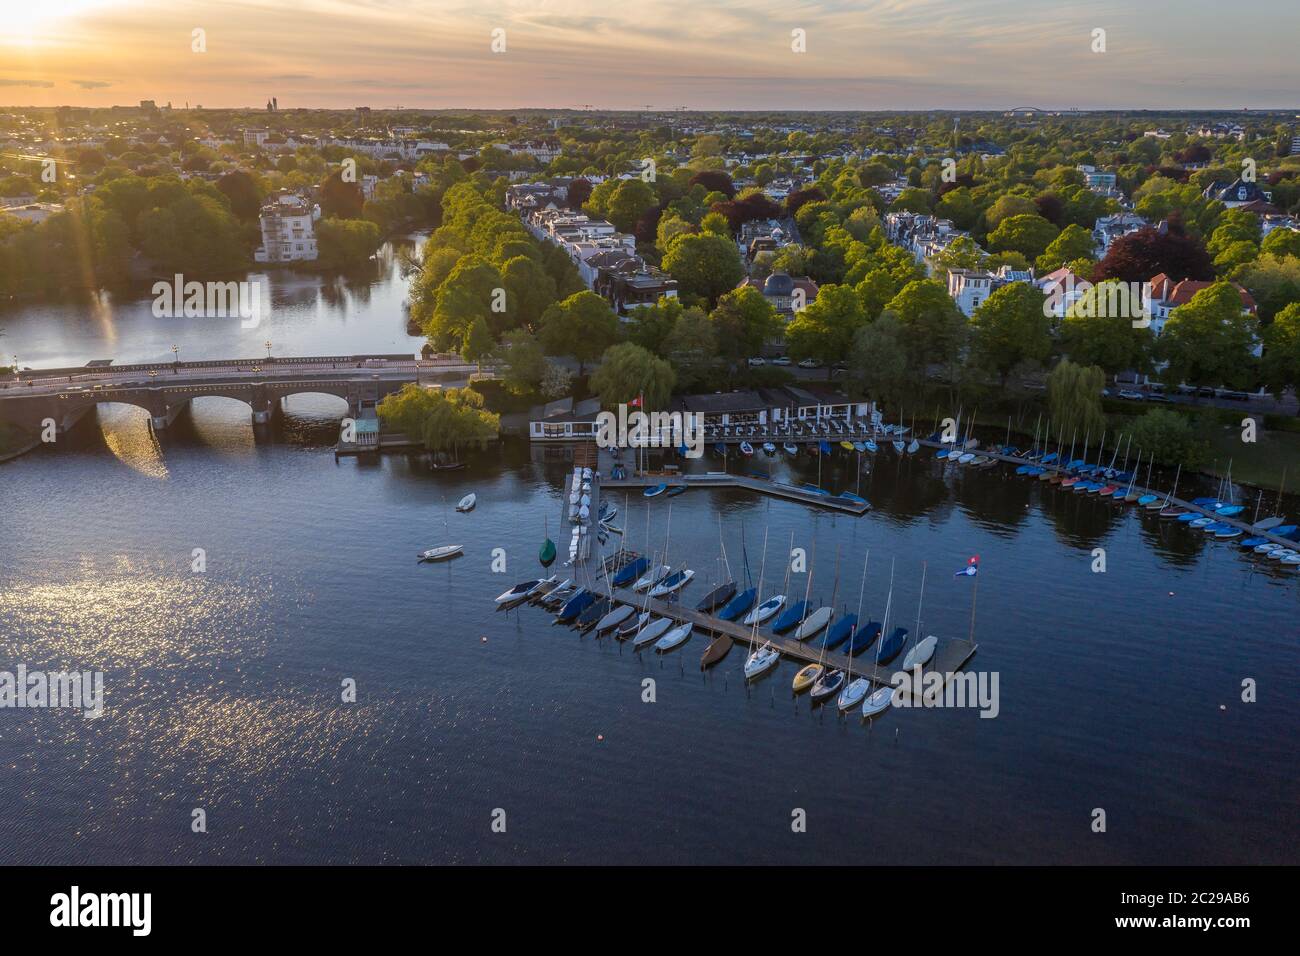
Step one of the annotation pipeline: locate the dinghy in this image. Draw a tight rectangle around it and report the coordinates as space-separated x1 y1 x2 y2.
654 621 693 653
649 568 694 597
783 443 798 456
455 493 476 512
556 589 595 623
700 634 733 668
810 669 845 703
762 442 777 455
418 544 463 562
793 605 832 640
907 439 920 454
633 564 670 591
902 635 938 669
494 578 547 604
739 441 754 457
696 581 737 612
611 556 649 587
717 587 756 622
861 685 894 718
844 620 881 655
594 603 635 634
576 598 610 630
617 611 650 639
876 626 909 665
838 675 871 711
792 663 822 693
632 617 673 648
643 483 668 498
771 599 808 633
744 594 785 625
820 613 856 651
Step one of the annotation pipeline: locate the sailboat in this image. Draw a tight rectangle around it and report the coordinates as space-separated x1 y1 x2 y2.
837 551 874 710
494 575 556 605
809 550 845 703
861 559 899 718
536 509 558 568
900 562 936 669
696 518 737 611
717 529 757 621
419 498 463 561
790 541 823 692
745 530 790 625
743 530 781 680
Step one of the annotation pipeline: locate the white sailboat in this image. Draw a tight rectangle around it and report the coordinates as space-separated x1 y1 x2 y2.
837 550 873 711
862 559 898 718
743 529 780 680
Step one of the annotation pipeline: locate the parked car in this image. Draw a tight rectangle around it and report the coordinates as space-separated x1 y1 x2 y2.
746 357 766 367
1118 389 1144 400
1221 390 1250 401
1146 393 1171 403
771 356 791 366
797 358 821 369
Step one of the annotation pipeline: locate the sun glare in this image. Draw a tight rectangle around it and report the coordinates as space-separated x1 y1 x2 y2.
6 0 106 40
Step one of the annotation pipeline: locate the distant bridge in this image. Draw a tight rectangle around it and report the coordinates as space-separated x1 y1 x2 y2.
0 354 496 434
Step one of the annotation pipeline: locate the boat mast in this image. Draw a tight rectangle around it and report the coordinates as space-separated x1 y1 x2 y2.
914 560 927 650
874 559 896 670
848 549 870 685
748 529 769 656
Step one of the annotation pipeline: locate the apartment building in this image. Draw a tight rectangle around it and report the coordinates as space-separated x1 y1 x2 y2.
253 192 320 263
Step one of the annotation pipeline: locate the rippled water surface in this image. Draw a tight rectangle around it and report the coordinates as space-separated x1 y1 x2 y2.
2 243 1297 864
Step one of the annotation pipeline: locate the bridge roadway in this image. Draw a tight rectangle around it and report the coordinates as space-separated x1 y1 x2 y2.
0 354 496 433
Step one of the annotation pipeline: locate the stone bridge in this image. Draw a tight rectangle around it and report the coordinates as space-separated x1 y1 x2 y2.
0 354 497 434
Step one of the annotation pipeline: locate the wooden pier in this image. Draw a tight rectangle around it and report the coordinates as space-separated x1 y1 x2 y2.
603 472 871 514
595 587 978 687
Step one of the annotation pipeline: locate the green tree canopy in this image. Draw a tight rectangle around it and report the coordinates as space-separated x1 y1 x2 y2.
785 284 867 373
884 278 965 372
589 342 676 410
987 213 1059 261
538 290 620 374
377 383 499 455
970 282 1052 385
709 285 782 366
1156 282 1259 391
662 232 745 306
1047 359 1106 443
1061 282 1155 376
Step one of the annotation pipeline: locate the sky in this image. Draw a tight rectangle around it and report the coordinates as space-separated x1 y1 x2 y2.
1 0 1298 111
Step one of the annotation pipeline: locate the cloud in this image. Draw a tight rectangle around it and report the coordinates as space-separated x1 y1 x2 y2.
0 78 55 88
73 80 113 89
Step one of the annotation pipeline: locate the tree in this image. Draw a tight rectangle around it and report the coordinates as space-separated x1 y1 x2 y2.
664 307 718 391
661 232 744 306
700 210 731 236
688 169 735 199
1127 408 1206 467
589 342 676 410
709 285 781 366
785 284 867 374
215 170 262 220
604 179 658 233
1156 282 1259 391
1036 223 1095 272
884 279 965 372
426 256 502 350
500 254 556 331
931 235 984 272
376 383 499 456
319 169 365 218
499 328 547 395
1236 252 1300 322
538 290 620 374
987 214 1059 261
565 178 593 210
1094 225 1213 283
1060 282 1154 376
315 217 381 268
984 194 1039 230
1046 360 1106 442
970 283 1052 385
847 311 909 407
540 361 574 399
1260 228 1300 260
1262 302 1300 405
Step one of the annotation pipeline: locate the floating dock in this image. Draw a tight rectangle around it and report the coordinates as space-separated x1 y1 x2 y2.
603 472 870 514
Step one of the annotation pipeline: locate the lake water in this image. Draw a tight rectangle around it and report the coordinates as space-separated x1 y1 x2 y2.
1 242 1298 865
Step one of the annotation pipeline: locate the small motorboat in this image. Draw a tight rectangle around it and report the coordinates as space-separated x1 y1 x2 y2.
906 439 920 454
783 443 798 456
865 440 878 453
739 441 754 457
762 442 776 455
418 544 463 562
455 493 477 512
957 453 975 464
744 594 785 626
1214 526 1243 539
650 569 694 597
837 492 870 507
655 621 693 653
643 483 667 498
892 439 905 454
840 440 855 452
744 643 780 680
